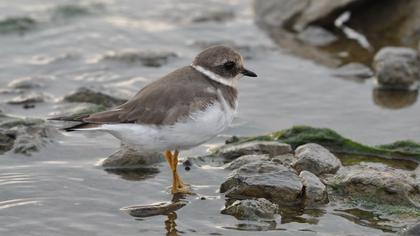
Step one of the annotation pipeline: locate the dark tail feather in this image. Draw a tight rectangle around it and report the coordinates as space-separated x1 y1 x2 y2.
62 122 101 132
48 116 99 132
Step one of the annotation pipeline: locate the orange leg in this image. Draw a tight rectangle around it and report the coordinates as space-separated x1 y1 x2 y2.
164 150 191 194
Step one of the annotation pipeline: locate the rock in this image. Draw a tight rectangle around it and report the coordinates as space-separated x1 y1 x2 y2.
64 87 127 107
221 198 278 220
253 0 308 28
326 165 420 208
191 8 234 23
299 171 328 205
220 161 303 206
7 91 47 105
215 141 292 161
0 17 37 34
332 63 374 79
271 153 296 167
400 222 420 236
101 146 164 167
224 154 270 170
0 113 57 155
372 88 418 109
296 26 337 46
102 50 178 67
373 47 420 89
121 201 187 217
292 143 341 175
8 77 44 89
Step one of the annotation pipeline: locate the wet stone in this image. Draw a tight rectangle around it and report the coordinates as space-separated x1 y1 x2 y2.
64 87 127 107
296 26 337 46
332 63 374 79
101 146 164 168
215 141 292 161
121 201 187 218
220 160 303 206
292 143 341 176
325 164 420 208
0 17 37 34
221 198 278 220
224 154 270 170
271 153 296 167
102 50 178 67
8 77 45 89
0 113 57 155
299 170 328 206
400 222 420 236
373 47 420 89
191 8 234 23
7 91 47 105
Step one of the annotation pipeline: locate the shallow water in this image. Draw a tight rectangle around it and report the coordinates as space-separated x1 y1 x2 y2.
0 0 419 235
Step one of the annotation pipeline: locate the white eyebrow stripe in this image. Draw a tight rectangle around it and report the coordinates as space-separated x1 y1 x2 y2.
191 64 237 88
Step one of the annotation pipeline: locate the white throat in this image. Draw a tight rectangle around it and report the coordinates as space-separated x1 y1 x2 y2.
191 64 238 88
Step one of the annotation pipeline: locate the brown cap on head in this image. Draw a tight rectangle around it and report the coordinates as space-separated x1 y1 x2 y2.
192 45 257 79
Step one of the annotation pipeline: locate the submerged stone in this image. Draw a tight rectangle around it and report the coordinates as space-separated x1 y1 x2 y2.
332 63 374 79
101 146 164 168
292 143 341 175
121 201 187 218
0 17 37 34
102 50 178 67
7 91 47 105
221 198 278 220
0 112 57 155
64 87 127 107
220 160 303 206
326 165 420 208
215 141 292 161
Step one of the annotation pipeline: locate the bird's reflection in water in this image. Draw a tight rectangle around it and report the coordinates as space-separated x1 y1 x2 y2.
165 212 179 236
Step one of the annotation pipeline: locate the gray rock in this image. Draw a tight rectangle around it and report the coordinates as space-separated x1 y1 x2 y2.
215 141 292 161
121 201 187 217
64 87 127 107
299 170 328 205
373 47 420 89
7 91 47 104
191 8 234 23
271 153 296 167
101 146 164 168
332 63 374 79
297 26 337 46
221 198 278 220
325 165 420 208
400 222 420 236
0 113 57 155
253 0 308 28
220 161 303 206
224 154 270 170
292 143 341 175
102 50 177 67
8 77 44 89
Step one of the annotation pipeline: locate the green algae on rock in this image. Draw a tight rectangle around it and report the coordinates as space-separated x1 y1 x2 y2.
227 126 420 159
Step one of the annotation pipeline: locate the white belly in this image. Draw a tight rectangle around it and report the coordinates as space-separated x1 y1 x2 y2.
94 101 236 152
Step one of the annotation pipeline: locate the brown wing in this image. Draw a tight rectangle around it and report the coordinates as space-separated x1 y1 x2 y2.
82 66 218 126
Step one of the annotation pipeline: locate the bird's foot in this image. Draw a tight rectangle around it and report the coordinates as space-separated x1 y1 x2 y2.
172 182 193 195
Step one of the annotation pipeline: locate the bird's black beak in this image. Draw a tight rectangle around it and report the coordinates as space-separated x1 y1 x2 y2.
241 68 257 77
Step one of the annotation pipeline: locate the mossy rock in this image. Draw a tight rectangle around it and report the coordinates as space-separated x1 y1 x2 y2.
228 126 420 159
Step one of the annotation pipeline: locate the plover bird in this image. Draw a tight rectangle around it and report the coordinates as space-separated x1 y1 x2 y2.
53 45 257 194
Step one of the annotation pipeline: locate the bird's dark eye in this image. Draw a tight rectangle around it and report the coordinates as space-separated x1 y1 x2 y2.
223 61 235 70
